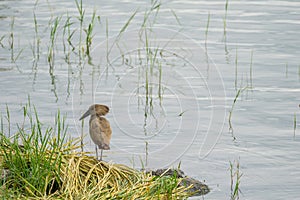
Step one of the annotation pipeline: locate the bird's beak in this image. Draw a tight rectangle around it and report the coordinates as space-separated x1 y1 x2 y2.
79 109 90 120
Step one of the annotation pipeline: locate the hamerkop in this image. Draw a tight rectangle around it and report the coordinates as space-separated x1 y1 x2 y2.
79 104 112 161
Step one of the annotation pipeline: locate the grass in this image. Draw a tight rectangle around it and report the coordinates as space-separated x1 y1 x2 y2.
105 18 109 65
62 14 76 65
228 86 249 137
0 105 194 199
294 113 297 139
7 16 23 64
223 0 229 39
9 17 14 63
5 105 10 137
32 11 40 62
48 16 61 69
107 9 137 63
171 9 181 26
249 50 253 88
75 0 85 64
84 10 97 64
205 12 210 47
228 49 254 131
229 160 242 200
1 105 68 197
141 0 161 28
29 0 102 69
223 0 229 55
138 2 167 116
235 48 238 90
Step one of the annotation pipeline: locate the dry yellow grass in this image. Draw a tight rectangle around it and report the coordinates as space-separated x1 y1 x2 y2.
0 136 192 199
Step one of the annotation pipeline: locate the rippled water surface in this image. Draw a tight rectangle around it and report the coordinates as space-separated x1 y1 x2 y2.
1 0 300 199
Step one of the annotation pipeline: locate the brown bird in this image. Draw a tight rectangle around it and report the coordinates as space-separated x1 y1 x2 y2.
79 104 112 161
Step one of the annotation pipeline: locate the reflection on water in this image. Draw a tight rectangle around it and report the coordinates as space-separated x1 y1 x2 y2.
0 0 300 199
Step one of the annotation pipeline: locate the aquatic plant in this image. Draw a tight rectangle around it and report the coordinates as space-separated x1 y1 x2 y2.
48 16 61 69
84 10 97 63
62 14 76 65
249 50 253 88
75 0 85 64
9 17 14 62
223 0 229 38
294 112 297 139
205 12 210 47
228 86 249 137
6 17 23 64
235 48 238 90
229 159 242 200
171 9 181 25
31 11 40 62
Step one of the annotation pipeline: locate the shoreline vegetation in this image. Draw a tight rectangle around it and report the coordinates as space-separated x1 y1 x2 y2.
0 105 209 199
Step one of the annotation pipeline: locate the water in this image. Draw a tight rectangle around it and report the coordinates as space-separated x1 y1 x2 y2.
1 0 300 199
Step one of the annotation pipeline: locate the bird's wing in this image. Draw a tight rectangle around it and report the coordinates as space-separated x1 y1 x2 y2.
89 116 104 146
99 117 112 142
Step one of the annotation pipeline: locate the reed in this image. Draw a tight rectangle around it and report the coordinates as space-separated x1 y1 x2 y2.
47 16 61 103
205 12 210 47
294 113 296 139
84 10 97 63
9 17 14 62
229 160 242 200
229 86 248 136
48 16 61 69
249 50 253 88
223 0 229 38
140 1 165 117
141 0 161 28
106 10 137 65
75 0 85 64
7 17 23 63
105 18 109 65
33 12 40 61
158 62 162 101
171 9 181 25
62 14 75 65
118 10 137 47
235 48 238 90
5 105 10 137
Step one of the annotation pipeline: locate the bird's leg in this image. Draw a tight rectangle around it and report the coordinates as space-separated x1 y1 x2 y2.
100 149 103 161
95 145 98 160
